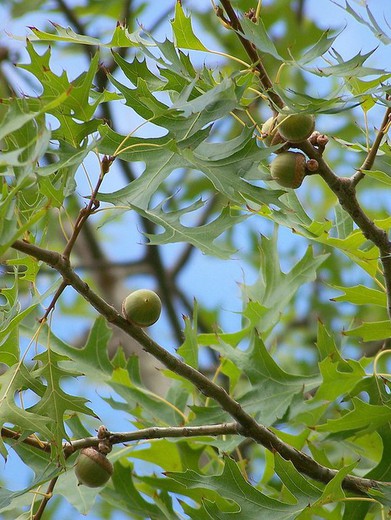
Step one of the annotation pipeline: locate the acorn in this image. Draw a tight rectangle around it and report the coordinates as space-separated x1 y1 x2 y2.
122 289 162 327
276 111 315 143
75 447 113 488
261 116 286 148
270 151 306 188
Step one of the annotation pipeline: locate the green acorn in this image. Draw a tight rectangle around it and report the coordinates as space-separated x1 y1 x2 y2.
276 111 315 143
270 151 306 188
75 447 113 488
122 289 162 327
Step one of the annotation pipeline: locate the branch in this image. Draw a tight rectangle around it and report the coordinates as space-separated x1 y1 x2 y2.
218 0 284 110
352 105 391 186
10 239 389 496
2 423 239 454
298 140 391 320
63 155 113 259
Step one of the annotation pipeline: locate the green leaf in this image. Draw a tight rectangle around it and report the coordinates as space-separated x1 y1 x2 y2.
211 334 317 426
171 2 208 51
331 285 387 307
49 317 113 380
98 126 282 211
111 53 166 92
361 169 391 186
0 364 53 458
341 2 391 45
132 201 249 258
171 76 239 120
168 456 321 519
334 204 353 239
126 439 183 472
181 132 284 207
314 461 358 506
313 357 366 402
296 29 341 65
29 350 96 456
315 321 345 362
101 462 174 519
317 398 391 435
28 22 145 47
108 358 185 427
344 321 391 341
240 17 283 61
178 301 199 368
242 234 328 333
300 48 385 77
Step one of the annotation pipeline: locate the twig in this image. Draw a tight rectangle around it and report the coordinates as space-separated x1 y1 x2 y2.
35 156 114 323
2 423 239 455
351 106 391 186
217 1 391 320
298 139 391 320
218 0 284 110
1 427 51 452
39 280 68 323
33 476 59 520
10 239 390 496
2 421 240 519
63 155 113 259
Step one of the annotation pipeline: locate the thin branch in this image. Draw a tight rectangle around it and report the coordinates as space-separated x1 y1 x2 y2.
68 422 240 452
33 476 59 520
63 155 113 259
39 280 68 322
299 140 391 320
1 427 51 452
10 239 389 496
352 105 391 186
217 2 391 319
218 0 284 110
2 423 239 455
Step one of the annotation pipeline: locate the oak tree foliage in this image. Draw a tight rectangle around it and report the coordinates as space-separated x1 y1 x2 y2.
1 0 391 518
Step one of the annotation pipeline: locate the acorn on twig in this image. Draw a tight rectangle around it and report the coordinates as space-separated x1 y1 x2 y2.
276 110 315 143
75 447 113 488
270 151 307 188
122 289 162 327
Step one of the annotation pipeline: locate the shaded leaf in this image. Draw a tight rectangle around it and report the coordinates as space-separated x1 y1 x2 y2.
133 201 249 258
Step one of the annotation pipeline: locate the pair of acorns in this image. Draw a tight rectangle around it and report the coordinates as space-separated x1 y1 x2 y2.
262 110 316 189
74 290 162 487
